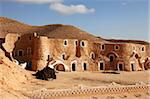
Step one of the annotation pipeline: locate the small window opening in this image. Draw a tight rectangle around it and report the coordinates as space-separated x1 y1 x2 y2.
18 50 23 56
115 45 119 50
90 52 95 60
101 44 105 50
47 55 50 61
142 47 144 51
81 41 85 46
62 54 66 60
64 40 68 46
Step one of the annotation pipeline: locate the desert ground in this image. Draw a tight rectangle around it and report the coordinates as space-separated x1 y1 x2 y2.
0 54 150 99
28 70 150 90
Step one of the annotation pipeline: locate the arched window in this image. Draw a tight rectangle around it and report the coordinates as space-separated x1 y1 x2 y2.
109 54 115 62
63 40 68 46
80 40 86 47
90 52 95 60
61 53 66 60
114 45 120 50
141 47 145 52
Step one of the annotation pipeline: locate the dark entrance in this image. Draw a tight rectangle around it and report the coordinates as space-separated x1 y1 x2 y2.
110 56 114 62
131 63 135 71
100 63 104 70
55 64 65 71
83 63 87 71
118 64 123 71
72 63 76 71
19 50 23 56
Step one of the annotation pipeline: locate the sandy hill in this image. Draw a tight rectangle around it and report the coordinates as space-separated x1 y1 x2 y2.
0 17 103 42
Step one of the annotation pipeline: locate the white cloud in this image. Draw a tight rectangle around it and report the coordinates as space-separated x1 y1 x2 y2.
3 0 95 15
13 0 62 4
50 3 95 15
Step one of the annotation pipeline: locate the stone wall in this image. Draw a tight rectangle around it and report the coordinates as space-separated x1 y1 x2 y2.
31 35 97 71
97 42 150 71
13 34 33 62
5 33 149 72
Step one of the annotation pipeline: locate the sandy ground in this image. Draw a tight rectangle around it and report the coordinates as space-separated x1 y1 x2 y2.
27 70 150 90
0 57 150 99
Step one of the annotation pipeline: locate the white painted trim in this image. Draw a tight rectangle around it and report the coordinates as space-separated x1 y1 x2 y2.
80 40 86 47
130 61 136 71
48 60 69 71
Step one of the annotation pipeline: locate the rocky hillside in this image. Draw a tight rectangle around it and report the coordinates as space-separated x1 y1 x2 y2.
0 17 103 42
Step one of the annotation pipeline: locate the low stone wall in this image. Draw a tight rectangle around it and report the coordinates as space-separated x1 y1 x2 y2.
26 83 150 99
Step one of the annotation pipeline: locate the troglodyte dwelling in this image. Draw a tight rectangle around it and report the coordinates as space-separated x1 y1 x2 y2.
0 17 150 72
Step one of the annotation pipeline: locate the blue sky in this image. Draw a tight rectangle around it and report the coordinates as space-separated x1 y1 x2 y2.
0 0 149 41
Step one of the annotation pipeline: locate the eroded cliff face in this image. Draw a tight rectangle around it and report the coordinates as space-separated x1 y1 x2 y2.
0 48 32 99
0 33 32 98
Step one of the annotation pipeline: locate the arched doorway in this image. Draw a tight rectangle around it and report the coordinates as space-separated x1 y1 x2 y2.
72 63 76 71
54 64 65 71
82 62 88 71
117 62 124 71
130 61 136 71
107 52 118 62
131 63 136 71
83 63 87 70
98 61 105 70
109 54 115 62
